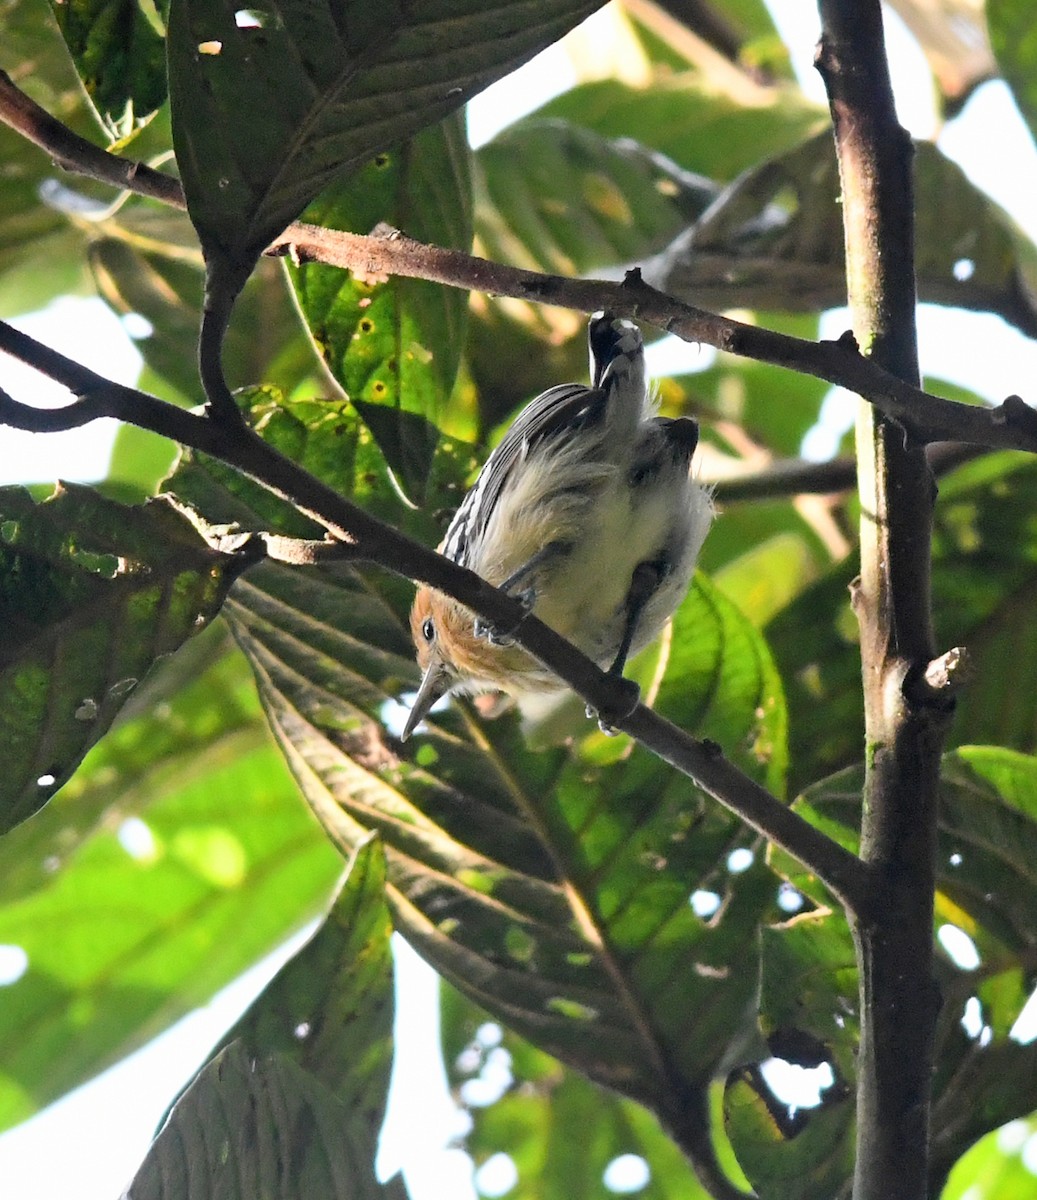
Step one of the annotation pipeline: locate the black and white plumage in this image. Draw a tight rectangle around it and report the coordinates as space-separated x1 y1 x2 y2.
404 312 714 739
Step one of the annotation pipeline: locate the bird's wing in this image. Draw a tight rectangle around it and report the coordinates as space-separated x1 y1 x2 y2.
440 382 602 565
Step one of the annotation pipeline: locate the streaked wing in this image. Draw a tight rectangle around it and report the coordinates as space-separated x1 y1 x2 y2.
441 382 602 565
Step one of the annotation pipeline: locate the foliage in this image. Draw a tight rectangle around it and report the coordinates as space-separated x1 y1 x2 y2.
1 2 1037 1199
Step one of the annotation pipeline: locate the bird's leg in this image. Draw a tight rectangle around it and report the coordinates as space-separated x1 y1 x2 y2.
475 541 572 644
590 558 669 734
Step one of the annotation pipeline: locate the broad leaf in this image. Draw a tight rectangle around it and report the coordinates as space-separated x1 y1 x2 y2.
287 114 473 498
769 453 1037 790
146 837 396 1184
0 637 341 1132
537 78 825 182
89 237 321 401
441 982 723 1198
0 485 247 831
165 381 789 1175
988 2 1037 150
644 134 1037 338
766 747 1037 1192
167 0 604 293
723 912 856 1200
475 118 717 276
49 0 170 136
123 1042 406 1200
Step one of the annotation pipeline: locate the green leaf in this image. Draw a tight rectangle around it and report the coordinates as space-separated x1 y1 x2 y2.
769 747 1037 1190
536 78 825 182
723 1067 854 1200
769 453 1037 789
988 2 1037 151
0 485 246 832
155 837 395 1157
287 114 473 498
942 1116 1037 1200
475 118 717 276
167 0 604 291
49 0 169 136
645 133 1037 337
0 638 341 1132
722 912 856 1200
123 1041 407 1200
441 982 722 1199
89 236 321 400
224 554 786 1176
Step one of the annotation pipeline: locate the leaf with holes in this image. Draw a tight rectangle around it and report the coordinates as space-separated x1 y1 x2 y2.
49 0 170 136
167 0 604 294
287 114 472 499
0 485 248 833
722 911 856 1200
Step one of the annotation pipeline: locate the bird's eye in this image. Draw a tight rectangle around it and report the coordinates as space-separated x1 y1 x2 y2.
421 617 435 643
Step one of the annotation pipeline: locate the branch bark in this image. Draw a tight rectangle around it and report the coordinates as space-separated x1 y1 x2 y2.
3 67 1037 455
0 315 868 916
817 5 947 1199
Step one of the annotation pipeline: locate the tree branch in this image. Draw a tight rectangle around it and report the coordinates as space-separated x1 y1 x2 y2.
0 317 868 914
817 5 946 1199
3 68 1037 455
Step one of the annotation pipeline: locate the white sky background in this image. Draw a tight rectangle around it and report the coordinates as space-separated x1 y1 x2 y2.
3 2 1037 1197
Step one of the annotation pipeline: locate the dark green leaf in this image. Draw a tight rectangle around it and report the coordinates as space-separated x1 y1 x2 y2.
0 485 246 831
167 0 604 291
49 0 169 135
0 637 341 1132
287 114 473 498
123 1041 407 1200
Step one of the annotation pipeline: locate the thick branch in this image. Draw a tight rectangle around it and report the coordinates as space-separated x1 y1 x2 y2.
0 317 868 913
2 68 1036 455
818 5 946 1200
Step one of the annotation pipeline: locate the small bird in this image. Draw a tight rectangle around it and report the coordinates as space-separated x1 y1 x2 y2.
402 312 714 740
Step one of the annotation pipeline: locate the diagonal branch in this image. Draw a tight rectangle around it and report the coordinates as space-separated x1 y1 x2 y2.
3 69 1037 455
0 317 868 915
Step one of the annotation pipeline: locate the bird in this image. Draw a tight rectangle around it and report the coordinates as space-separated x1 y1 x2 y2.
401 311 714 740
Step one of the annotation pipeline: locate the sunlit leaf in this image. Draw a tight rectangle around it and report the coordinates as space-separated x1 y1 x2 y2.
0 637 341 1132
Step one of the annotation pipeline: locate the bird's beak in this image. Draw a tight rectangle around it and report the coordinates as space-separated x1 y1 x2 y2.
401 657 451 741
